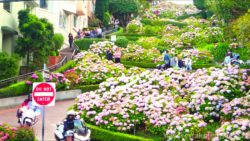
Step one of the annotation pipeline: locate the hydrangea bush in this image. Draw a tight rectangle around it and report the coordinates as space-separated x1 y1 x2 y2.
73 66 249 139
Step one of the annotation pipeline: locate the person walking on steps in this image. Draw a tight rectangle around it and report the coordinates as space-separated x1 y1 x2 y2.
68 33 74 49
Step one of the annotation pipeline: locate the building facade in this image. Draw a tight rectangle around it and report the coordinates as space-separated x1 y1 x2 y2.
0 0 94 56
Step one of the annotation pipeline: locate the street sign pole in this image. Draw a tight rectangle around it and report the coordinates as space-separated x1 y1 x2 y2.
42 63 46 141
42 106 45 141
32 64 55 141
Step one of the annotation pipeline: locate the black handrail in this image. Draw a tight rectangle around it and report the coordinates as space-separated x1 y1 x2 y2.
0 44 79 88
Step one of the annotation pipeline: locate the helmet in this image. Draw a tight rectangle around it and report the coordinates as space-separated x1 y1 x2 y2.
67 111 76 120
67 110 76 116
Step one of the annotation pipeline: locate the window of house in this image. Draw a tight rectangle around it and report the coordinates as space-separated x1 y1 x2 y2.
40 0 48 9
74 15 77 27
59 12 67 29
3 1 11 13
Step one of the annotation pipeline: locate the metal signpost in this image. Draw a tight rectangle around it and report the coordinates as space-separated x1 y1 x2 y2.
32 64 56 141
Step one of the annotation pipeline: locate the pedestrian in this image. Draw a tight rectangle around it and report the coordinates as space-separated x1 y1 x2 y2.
184 56 192 71
223 54 232 67
170 54 178 68
163 50 171 69
97 27 102 38
178 56 185 68
77 29 81 39
114 48 122 63
106 48 113 61
115 19 119 29
68 33 74 48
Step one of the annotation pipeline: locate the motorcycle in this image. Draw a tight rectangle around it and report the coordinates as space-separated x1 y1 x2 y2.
54 119 91 141
17 106 41 127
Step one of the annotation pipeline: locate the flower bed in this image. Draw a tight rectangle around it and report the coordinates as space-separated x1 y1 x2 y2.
73 66 249 140
88 41 163 63
0 123 35 141
70 51 144 85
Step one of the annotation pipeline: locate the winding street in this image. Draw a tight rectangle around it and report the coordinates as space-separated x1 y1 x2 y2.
0 100 74 141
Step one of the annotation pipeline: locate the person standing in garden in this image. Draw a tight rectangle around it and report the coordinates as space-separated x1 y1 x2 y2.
106 48 113 61
170 54 178 68
114 48 122 63
68 33 74 49
163 50 171 68
184 56 192 71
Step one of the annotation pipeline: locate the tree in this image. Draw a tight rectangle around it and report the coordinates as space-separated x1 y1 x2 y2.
95 0 109 21
15 10 54 70
109 0 140 26
205 0 250 22
231 10 250 48
193 0 206 10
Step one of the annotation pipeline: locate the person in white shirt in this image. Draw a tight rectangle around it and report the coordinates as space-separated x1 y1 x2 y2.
185 56 192 71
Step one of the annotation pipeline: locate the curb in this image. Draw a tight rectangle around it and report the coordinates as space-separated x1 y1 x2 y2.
0 89 81 109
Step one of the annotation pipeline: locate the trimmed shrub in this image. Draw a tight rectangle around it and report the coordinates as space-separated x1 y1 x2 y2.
0 81 28 98
115 36 129 48
127 24 141 33
54 60 76 73
0 124 35 141
141 19 187 27
143 25 163 35
121 61 158 68
211 43 229 62
77 85 99 93
87 124 155 141
74 38 107 51
52 33 64 55
13 127 36 141
0 52 20 80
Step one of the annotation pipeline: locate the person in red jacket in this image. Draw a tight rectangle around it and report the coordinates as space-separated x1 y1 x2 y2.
16 94 32 121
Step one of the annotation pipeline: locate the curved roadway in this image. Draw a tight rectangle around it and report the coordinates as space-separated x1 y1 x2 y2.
0 100 74 141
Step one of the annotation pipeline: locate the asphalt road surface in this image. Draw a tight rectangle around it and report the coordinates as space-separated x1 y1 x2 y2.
0 100 74 141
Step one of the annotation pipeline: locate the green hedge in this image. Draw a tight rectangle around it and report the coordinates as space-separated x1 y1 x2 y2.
192 63 215 69
0 81 29 98
141 19 187 28
77 84 99 93
106 33 161 41
87 124 155 141
176 12 203 20
121 61 158 68
74 38 107 51
54 60 76 73
0 52 20 80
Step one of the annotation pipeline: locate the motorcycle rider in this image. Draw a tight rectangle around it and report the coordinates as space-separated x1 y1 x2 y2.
17 94 39 123
16 94 32 121
63 111 76 141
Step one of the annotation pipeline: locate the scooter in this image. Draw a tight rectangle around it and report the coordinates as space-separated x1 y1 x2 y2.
54 119 91 141
17 106 41 127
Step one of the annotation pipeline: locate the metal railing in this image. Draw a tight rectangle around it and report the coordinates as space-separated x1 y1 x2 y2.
0 44 79 88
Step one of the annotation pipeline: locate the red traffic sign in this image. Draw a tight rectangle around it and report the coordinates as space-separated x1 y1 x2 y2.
32 82 56 106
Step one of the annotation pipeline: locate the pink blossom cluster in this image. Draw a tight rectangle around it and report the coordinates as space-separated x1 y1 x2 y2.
213 119 250 141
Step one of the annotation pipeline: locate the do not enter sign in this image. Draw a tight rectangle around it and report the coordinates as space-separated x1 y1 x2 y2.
32 82 56 106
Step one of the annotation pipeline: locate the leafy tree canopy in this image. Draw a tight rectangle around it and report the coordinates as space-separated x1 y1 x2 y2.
15 9 54 70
